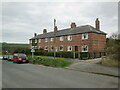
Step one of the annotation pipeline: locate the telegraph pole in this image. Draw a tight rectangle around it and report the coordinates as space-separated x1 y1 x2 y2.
54 19 57 58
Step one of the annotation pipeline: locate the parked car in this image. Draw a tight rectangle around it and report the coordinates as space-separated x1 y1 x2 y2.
8 55 13 61
13 53 29 63
3 55 9 60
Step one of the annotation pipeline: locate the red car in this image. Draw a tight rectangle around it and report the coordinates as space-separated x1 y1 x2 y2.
13 53 29 63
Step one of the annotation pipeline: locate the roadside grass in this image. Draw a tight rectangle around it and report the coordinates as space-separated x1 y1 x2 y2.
96 62 102 64
100 56 120 67
28 56 73 68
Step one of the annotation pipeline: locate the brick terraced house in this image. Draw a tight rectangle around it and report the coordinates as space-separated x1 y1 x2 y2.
29 18 107 53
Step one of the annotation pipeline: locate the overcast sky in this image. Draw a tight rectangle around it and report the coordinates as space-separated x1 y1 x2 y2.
1 1 118 44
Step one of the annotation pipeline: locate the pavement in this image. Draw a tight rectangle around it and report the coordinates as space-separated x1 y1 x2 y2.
65 58 119 77
2 60 118 88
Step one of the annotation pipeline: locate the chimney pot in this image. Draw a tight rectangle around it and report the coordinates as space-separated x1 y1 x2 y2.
34 33 37 37
43 29 47 34
71 22 76 28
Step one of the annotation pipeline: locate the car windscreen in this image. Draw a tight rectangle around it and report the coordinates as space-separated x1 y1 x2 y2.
9 55 13 57
18 54 27 59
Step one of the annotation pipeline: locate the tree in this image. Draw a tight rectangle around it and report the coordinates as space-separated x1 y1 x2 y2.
106 32 120 61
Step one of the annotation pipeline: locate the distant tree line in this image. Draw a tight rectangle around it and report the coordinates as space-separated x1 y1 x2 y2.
2 43 31 55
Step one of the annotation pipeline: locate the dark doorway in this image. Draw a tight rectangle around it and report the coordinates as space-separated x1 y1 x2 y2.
75 46 78 51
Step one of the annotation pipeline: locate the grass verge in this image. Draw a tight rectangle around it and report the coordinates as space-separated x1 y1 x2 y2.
28 56 73 68
101 56 120 66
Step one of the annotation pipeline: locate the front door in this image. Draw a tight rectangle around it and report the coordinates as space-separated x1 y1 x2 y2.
75 46 78 51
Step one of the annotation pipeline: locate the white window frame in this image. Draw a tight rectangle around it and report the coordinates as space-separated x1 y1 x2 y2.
68 35 72 41
30 40 32 43
38 46 41 49
60 36 64 41
35 39 37 43
51 38 54 42
82 33 88 40
82 45 88 52
45 38 48 42
44 46 48 50
68 46 72 51
51 46 54 51
39 39 41 43
59 45 64 51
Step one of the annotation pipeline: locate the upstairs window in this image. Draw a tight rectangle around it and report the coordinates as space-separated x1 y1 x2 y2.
45 38 48 42
39 39 41 43
82 45 88 52
35 39 37 43
59 45 64 51
30 40 32 43
68 35 72 41
68 46 72 51
51 38 54 42
82 33 88 40
60 36 64 41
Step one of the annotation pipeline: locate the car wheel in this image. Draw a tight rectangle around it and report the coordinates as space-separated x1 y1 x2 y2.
17 61 19 64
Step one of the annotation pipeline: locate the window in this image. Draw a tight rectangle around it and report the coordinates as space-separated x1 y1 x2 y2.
59 45 64 51
82 45 88 52
51 46 54 51
68 35 72 41
51 38 54 42
68 46 72 51
44 46 48 50
39 39 41 43
38 46 41 49
35 39 37 43
60 36 64 41
45 38 48 42
82 33 88 40
30 40 32 43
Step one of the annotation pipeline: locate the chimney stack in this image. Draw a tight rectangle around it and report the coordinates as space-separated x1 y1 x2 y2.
71 22 76 28
43 29 47 34
95 18 100 31
34 33 37 37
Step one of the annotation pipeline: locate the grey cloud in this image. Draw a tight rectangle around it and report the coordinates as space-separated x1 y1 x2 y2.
2 2 118 43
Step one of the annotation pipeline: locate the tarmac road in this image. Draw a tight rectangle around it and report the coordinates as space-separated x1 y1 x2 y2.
2 60 118 88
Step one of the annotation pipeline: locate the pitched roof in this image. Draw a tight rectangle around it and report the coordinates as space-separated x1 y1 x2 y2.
30 25 106 39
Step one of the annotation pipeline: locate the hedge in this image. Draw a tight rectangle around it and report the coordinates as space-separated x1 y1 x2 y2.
33 50 90 59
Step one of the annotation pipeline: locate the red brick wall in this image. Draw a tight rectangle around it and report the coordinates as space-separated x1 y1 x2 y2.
30 32 106 52
89 33 106 52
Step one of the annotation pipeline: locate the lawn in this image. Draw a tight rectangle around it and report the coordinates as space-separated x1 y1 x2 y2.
28 55 73 68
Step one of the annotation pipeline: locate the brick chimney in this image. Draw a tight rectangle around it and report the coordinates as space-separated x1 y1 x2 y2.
34 33 37 37
95 18 100 31
43 29 47 34
71 22 76 28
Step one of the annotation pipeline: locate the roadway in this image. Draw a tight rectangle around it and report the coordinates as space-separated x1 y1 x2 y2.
2 60 118 88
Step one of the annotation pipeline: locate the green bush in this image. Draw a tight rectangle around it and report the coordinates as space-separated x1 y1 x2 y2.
56 51 73 58
33 50 90 59
28 56 72 67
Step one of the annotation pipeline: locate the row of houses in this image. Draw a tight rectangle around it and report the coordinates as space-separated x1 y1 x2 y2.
29 18 107 53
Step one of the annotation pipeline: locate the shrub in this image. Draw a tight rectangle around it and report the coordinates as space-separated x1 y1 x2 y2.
56 51 73 58
33 50 91 59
